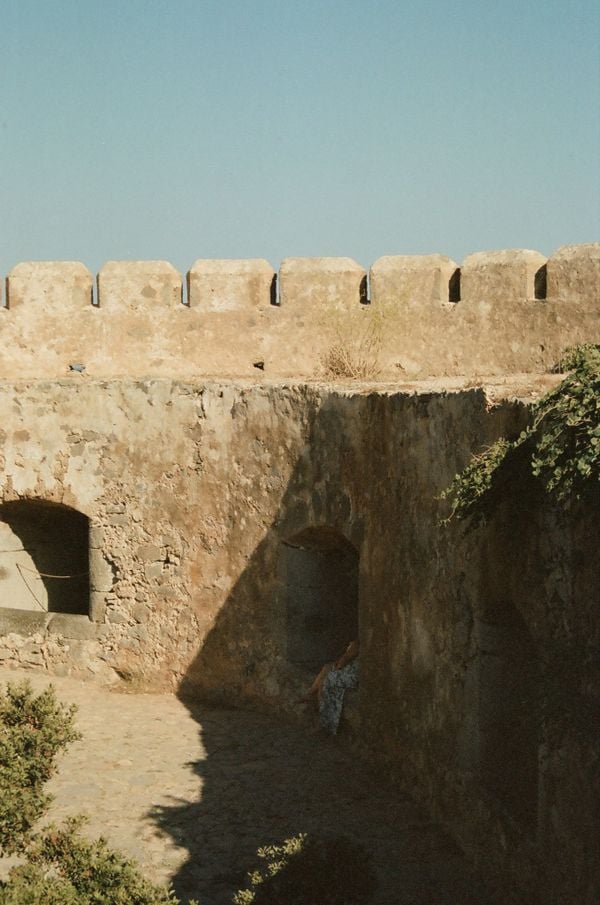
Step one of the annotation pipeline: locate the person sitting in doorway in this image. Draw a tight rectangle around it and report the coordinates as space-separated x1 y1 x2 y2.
303 639 359 735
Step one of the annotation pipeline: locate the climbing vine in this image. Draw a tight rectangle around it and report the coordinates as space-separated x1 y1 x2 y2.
441 344 600 523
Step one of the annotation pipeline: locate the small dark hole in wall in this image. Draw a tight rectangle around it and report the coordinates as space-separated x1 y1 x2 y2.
270 274 279 306
182 272 191 307
360 275 370 305
449 268 461 303
534 264 547 300
280 526 359 673
0 500 90 616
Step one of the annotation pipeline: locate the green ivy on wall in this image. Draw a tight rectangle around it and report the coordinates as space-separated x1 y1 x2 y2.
441 344 600 523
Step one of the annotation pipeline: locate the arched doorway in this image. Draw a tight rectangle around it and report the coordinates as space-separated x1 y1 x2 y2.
279 526 359 673
0 499 90 616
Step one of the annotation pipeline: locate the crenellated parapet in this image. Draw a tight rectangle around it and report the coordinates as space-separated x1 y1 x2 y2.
1 244 598 379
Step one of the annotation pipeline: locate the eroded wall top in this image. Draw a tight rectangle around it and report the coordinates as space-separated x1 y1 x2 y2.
0 245 598 380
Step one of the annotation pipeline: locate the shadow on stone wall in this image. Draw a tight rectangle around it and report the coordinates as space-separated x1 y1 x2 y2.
179 393 368 711
149 391 598 905
148 393 497 904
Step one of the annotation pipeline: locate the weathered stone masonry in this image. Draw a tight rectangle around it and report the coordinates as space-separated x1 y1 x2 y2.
0 244 598 380
0 243 599 905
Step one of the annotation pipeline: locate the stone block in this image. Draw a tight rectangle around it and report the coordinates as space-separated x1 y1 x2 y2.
546 244 600 304
49 664 70 677
461 249 547 303
47 613 99 641
188 259 275 311
21 651 45 667
89 592 107 623
131 602 148 623
6 262 93 312
144 562 162 580
370 254 458 308
137 544 162 562
109 514 129 527
130 624 149 642
89 526 105 549
98 261 182 309
279 257 366 310
89 555 114 593
0 608 50 636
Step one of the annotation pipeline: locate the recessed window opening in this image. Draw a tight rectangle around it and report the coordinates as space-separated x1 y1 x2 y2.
280 526 359 673
0 500 90 616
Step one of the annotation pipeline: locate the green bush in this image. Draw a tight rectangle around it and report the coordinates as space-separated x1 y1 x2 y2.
0 818 180 905
0 680 190 905
232 833 376 905
0 680 80 855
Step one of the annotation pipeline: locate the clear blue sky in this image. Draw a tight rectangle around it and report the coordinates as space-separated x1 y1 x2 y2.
1 0 598 276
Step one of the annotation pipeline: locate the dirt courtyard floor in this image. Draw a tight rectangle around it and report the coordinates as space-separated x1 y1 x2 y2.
0 666 497 905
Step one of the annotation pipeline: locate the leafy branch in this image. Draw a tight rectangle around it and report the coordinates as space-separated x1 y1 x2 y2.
441 344 600 523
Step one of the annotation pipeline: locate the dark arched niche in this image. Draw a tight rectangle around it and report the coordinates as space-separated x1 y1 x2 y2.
279 526 359 673
462 604 539 828
0 499 90 616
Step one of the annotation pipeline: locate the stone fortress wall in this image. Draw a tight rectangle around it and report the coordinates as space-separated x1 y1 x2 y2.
1 243 598 380
0 242 598 904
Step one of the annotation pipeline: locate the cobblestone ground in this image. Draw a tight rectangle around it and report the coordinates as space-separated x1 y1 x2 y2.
1 667 495 905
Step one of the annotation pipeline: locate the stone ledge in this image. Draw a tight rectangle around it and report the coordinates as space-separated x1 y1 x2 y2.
0 608 99 640
0 609 51 636
47 613 100 640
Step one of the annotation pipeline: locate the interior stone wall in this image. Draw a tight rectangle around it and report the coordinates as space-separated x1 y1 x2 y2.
0 377 596 904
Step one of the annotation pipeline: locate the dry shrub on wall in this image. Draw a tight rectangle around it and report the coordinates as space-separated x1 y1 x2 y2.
318 314 383 380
